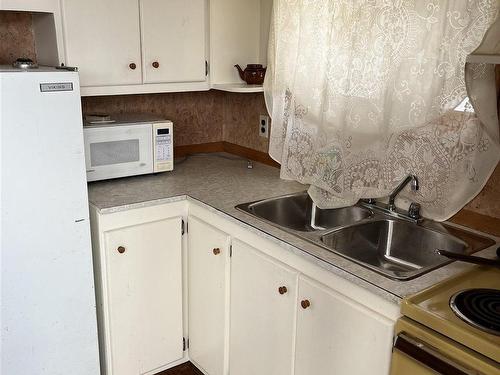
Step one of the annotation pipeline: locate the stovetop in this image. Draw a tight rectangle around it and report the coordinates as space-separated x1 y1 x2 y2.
402 267 500 363
450 288 500 336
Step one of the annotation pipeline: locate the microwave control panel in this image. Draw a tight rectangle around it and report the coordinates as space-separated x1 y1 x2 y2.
153 122 174 172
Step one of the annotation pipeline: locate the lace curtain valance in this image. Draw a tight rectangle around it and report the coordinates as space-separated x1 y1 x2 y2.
264 0 500 221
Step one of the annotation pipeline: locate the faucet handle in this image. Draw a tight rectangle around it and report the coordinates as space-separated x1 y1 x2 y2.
410 176 419 191
408 202 421 220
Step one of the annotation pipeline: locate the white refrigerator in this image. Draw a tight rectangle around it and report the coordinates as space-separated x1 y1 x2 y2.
1 67 100 374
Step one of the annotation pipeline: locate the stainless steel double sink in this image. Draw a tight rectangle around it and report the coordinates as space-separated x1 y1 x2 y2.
236 192 495 280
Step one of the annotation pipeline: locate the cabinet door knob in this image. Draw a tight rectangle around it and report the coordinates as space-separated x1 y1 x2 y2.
117 246 126 254
301 299 311 309
152 61 160 69
129 63 137 70
278 286 288 295
213 248 221 255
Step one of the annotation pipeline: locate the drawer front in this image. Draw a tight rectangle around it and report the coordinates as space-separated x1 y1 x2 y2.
391 319 500 375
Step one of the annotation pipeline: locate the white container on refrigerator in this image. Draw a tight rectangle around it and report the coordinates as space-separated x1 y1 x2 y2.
83 117 174 182
0 66 100 375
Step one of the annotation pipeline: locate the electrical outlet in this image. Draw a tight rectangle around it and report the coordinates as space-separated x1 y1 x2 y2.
259 115 269 138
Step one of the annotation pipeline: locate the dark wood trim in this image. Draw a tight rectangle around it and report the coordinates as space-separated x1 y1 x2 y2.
174 142 224 157
222 142 280 168
496 65 500 96
174 141 280 168
496 65 500 118
450 209 500 237
157 361 204 375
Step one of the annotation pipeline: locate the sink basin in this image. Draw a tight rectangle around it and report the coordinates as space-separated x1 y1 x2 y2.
237 192 372 232
236 192 496 280
321 219 470 280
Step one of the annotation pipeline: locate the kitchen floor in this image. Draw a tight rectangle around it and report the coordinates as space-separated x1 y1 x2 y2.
158 362 204 375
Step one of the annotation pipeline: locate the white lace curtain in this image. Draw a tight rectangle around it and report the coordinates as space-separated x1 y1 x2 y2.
264 0 500 221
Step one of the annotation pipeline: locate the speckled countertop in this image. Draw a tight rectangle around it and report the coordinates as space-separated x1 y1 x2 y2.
88 153 500 304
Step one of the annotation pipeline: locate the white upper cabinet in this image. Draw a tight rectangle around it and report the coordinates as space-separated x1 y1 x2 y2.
59 0 272 94
141 0 206 84
61 0 143 87
60 0 208 95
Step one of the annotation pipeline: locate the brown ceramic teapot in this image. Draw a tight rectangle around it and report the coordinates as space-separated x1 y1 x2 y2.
234 64 267 85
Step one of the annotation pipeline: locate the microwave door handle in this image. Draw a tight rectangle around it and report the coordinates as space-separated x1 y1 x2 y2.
394 332 476 375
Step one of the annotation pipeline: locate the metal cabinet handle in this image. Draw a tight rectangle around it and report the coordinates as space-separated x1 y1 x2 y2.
394 332 475 375
117 246 126 254
278 286 288 295
213 248 221 255
301 299 311 309
129 63 137 70
152 61 160 69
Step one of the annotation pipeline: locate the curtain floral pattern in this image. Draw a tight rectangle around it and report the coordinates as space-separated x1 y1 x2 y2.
264 0 500 220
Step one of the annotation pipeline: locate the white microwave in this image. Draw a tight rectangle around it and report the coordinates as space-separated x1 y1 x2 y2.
83 117 173 182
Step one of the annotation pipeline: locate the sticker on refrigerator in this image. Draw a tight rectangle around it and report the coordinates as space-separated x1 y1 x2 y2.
40 82 74 92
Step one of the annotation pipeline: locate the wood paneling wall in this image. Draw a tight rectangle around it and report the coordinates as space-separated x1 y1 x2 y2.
0 11 36 64
82 92 226 147
81 91 270 154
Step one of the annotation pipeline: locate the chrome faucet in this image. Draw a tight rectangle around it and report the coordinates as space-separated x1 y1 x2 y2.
387 175 419 211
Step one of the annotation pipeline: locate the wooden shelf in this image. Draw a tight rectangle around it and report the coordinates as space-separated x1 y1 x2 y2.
211 83 264 93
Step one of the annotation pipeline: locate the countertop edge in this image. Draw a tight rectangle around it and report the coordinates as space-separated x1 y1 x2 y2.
90 193 404 304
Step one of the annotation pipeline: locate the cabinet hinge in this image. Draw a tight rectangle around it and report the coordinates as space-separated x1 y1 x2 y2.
229 244 232 257
181 219 188 235
183 337 189 351
205 60 209 76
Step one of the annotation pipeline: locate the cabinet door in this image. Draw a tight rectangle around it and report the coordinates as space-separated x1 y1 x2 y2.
140 0 206 84
229 240 298 375
61 0 142 86
188 217 230 375
295 276 394 375
104 216 183 375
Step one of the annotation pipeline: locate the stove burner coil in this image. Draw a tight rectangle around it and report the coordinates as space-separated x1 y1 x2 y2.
450 289 500 336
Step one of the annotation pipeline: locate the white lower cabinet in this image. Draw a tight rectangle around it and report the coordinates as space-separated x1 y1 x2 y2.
294 275 395 375
229 240 298 375
188 217 230 375
90 204 186 375
91 201 396 375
